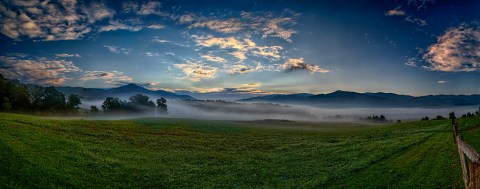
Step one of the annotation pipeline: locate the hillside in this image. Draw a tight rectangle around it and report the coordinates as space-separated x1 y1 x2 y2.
56 84 195 101
239 90 480 108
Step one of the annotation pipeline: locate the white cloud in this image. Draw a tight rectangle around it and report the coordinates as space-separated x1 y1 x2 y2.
385 6 406 16
55 53 81 58
153 38 170 43
99 20 143 32
147 24 165 29
104 45 132 55
437 80 448 84
174 61 218 81
82 70 133 85
189 18 244 33
81 2 115 23
241 11 298 42
405 16 427 27
282 58 329 73
176 11 299 42
201 54 226 63
124 1 164 16
0 1 103 40
423 22 480 72
0 56 81 85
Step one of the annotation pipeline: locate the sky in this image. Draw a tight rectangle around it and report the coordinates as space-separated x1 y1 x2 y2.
0 0 479 99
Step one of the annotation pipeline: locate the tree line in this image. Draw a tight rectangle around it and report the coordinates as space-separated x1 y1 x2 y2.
0 74 81 113
0 74 167 114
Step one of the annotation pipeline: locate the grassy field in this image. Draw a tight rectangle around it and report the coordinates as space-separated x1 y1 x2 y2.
0 112 465 188
459 116 480 151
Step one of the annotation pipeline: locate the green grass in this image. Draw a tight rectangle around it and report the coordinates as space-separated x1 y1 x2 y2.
459 116 480 151
0 112 465 188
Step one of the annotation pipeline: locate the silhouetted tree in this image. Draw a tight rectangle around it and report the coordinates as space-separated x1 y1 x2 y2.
397 120 402 123
101 97 127 112
156 97 168 113
90 105 99 113
449 112 456 125
421 116 429 121
66 94 82 111
129 94 155 107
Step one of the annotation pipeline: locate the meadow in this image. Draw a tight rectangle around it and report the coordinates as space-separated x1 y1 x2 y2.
0 112 467 188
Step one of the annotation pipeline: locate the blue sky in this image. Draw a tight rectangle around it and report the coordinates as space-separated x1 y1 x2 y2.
0 0 479 98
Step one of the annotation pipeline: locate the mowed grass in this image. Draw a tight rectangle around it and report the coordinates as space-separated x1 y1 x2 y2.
459 116 480 151
0 112 464 188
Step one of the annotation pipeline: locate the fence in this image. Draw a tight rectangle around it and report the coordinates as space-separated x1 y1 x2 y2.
453 122 480 189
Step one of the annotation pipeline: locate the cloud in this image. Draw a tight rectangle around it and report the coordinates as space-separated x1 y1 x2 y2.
147 24 165 29
176 11 299 42
405 57 418 67
193 35 283 61
0 1 164 40
261 17 297 42
0 1 99 40
282 58 329 73
201 54 226 63
241 11 298 42
145 52 160 57
104 45 132 55
152 38 170 43
385 6 406 16
437 80 448 84
82 70 133 85
99 20 143 32
405 16 427 27
189 18 244 33
81 2 115 23
0 56 81 85
423 22 480 72
55 53 81 58
226 64 255 75
124 1 164 16
175 61 218 81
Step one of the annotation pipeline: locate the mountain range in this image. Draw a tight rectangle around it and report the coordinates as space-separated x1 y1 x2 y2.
238 90 480 108
57 84 480 108
56 84 195 101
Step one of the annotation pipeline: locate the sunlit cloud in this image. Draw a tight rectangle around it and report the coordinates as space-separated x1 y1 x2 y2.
0 56 81 85
175 61 218 81
82 70 133 85
201 54 226 63
282 58 329 73
193 35 283 61
385 6 406 16
423 22 480 72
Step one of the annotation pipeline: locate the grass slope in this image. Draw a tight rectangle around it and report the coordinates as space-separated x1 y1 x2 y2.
0 113 463 188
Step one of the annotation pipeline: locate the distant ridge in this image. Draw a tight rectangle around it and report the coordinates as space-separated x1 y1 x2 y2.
238 90 480 108
56 83 195 101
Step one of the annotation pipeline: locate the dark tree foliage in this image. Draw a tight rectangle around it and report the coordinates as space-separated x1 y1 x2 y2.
156 97 168 113
421 116 430 121
0 74 31 111
362 115 388 123
129 94 155 108
0 74 82 113
90 105 99 113
449 112 456 125
101 97 127 112
66 94 82 111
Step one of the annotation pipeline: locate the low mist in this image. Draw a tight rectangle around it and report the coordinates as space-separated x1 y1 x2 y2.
79 98 477 122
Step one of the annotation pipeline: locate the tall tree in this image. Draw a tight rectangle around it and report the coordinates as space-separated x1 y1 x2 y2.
66 94 82 111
